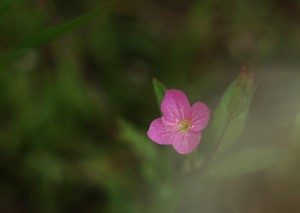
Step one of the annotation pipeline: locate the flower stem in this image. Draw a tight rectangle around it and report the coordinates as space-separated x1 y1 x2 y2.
198 116 231 171
178 116 232 180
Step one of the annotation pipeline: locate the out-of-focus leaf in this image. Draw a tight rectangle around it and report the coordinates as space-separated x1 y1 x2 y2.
118 119 166 184
210 80 237 142
0 1 115 64
206 148 296 178
210 68 256 153
118 119 157 162
291 112 300 152
219 85 255 153
79 154 133 213
107 183 133 213
79 154 120 185
23 150 63 183
0 0 17 16
153 78 167 107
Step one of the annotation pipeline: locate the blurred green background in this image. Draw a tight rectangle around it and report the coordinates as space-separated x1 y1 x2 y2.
1 0 300 212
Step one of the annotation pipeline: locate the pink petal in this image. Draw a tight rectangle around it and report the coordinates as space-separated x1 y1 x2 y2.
147 118 172 145
172 131 202 154
189 101 210 131
161 89 190 122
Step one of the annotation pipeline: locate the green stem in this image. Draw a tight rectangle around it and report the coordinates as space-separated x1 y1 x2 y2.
177 116 232 180
198 116 231 170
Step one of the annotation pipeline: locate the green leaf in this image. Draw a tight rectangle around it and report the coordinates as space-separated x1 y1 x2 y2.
0 1 115 64
219 85 255 152
118 119 157 162
210 80 237 142
206 148 296 178
209 73 256 154
153 78 167 107
118 119 164 184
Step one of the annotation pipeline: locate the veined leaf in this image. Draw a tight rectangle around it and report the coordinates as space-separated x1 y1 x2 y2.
153 78 167 108
206 148 296 178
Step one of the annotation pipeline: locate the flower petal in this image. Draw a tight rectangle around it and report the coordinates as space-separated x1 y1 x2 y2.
189 101 210 131
147 118 172 145
172 131 201 154
161 89 190 122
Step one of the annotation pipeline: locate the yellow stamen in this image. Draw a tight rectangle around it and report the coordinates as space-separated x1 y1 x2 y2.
178 119 191 132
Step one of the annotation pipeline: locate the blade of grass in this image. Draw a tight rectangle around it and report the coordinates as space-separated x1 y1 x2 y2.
0 1 117 65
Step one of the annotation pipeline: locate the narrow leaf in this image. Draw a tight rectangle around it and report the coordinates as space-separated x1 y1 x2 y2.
118 119 157 162
0 1 115 64
118 119 162 183
206 148 296 178
153 78 167 107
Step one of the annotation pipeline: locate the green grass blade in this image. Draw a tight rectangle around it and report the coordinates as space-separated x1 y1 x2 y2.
0 1 116 64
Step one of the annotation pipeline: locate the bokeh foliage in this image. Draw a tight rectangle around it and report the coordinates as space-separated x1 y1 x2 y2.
1 0 300 213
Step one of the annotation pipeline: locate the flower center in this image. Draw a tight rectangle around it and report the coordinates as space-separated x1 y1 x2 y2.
178 119 191 132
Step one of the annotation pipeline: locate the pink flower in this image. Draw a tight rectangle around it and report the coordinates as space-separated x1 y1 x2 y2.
147 89 210 154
